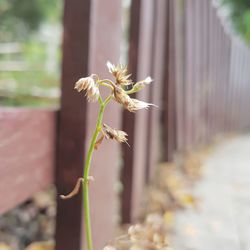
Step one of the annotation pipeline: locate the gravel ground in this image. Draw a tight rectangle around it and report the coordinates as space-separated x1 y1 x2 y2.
0 187 55 250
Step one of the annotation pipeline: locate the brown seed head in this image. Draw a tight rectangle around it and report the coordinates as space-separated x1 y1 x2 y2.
107 61 132 86
113 85 155 112
113 85 132 108
103 124 128 144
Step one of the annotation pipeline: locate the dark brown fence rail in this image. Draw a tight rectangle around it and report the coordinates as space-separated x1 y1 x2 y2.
1 0 250 249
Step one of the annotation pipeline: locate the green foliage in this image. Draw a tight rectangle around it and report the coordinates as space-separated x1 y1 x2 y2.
0 40 60 107
0 1 62 106
0 70 59 107
0 0 62 41
221 0 250 43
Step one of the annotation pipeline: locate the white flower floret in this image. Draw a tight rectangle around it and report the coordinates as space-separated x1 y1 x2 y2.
144 76 153 84
106 61 116 73
74 75 100 102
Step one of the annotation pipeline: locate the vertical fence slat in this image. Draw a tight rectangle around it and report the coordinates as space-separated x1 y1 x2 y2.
162 0 177 162
56 0 122 249
193 0 200 147
167 0 177 160
207 3 216 140
222 29 231 132
55 1 91 250
146 0 168 179
228 38 236 131
200 0 209 144
121 0 155 222
193 0 200 148
184 0 194 150
120 0 141 223
173 0 186 152
87 0 122 249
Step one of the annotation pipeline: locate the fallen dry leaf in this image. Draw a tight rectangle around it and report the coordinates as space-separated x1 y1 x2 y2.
25 241 54 250
0 243 14 250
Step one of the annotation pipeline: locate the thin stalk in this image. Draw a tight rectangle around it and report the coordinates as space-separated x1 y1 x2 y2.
125 89 136 95
98 79 116 88
82 95 111 250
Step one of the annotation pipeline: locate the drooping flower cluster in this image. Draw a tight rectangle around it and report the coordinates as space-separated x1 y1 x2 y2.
107 61 155 112
74 61 155 113
74 74 100 102
73 61 156 150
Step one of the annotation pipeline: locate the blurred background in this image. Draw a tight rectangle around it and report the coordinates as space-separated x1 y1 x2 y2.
0 0 250 250
0 1 62 249
0 0 62 107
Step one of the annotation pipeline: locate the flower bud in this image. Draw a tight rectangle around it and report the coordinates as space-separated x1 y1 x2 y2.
132 76 153 93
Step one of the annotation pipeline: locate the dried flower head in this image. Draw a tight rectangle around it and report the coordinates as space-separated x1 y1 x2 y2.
103 246 116 250
103 123 128 144
74 75 100 102
113 85 131 106
107 61 132 86
128 99 155 112
127 214 170 249
113 85 155 112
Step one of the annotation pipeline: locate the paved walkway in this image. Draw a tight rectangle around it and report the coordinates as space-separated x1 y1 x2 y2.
173 135 250 250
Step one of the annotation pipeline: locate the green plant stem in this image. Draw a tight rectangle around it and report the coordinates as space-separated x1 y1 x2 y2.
98 79 116 88
82 95 111 250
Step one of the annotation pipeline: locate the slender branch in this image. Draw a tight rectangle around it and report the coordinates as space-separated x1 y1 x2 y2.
104 94 113 106
125 88 136 95
98 79 116 88
98 82 114 90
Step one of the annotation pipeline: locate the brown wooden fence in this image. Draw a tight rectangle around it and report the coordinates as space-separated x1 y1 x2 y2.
1 0 250 249
173 0 250 153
